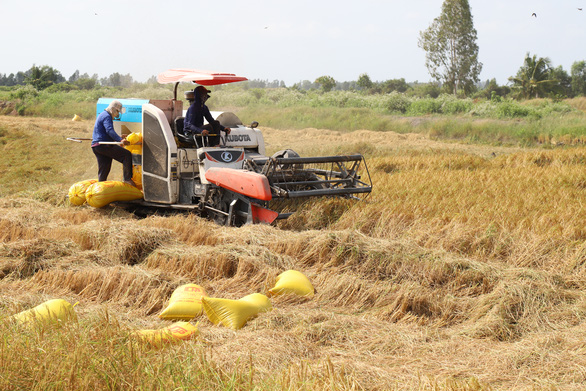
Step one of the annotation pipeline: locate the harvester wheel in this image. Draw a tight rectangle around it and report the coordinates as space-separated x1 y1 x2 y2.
204 188 251 227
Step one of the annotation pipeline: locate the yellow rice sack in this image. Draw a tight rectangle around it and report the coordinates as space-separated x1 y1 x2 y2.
85 181 143 208
268 270 315 298
132 165 142 191
159 284 207 321
11 299 77 326
68 179 97 206
202 293 272 330
134 321 198 347
124 132 143 155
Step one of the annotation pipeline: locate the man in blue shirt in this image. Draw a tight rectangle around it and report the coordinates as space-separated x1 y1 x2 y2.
91 100 135 186
184 86 231 147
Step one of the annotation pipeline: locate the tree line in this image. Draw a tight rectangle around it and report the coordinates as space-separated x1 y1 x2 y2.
0 65 135 91
309 55 586 100
3 60 584 101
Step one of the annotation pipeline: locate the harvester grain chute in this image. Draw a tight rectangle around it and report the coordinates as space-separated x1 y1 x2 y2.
95 69 372 226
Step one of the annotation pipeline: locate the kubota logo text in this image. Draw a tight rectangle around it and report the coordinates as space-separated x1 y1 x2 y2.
227 134 251 142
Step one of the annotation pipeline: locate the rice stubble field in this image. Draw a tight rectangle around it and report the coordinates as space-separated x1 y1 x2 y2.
0 116 585 390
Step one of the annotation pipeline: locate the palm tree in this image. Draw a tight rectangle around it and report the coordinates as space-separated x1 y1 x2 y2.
508 53 558 99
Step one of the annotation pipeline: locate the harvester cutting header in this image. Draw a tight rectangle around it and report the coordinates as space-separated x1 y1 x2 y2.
75 69 372 226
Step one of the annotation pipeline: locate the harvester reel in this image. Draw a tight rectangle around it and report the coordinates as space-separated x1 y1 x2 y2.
271 149 301 171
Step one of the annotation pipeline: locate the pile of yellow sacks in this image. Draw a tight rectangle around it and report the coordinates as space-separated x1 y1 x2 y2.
124 132 143 155
68 132 144 208
6 298 199 348
69 180 143 208
124 132 143 190
159 270 315 330
5 270 314 348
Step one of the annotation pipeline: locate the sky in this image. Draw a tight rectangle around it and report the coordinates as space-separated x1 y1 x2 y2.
2 0 585 87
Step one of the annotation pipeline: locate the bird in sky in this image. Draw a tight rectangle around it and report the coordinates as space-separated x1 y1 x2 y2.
578 8 583 11
532 12 537 17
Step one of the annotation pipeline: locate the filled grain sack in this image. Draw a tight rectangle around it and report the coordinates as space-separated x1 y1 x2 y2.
202 293 272 330
124 132 143 155
133 321 198 347
132 165 142 190
68 179 97 206
85 181 143 208
11 299 77 326
268 270 315 298
159 284 207 321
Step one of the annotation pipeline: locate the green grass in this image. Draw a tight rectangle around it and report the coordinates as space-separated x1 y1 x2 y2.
1 85 585 147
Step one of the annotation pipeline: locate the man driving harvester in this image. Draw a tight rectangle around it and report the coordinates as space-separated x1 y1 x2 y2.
184 85 231 147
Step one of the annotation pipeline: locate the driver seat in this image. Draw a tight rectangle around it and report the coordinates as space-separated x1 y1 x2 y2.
174 116 197 147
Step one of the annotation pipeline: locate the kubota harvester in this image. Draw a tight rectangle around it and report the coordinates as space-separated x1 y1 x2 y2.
100 69 372 226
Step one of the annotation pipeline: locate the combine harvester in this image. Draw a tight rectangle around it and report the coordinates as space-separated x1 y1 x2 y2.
101 69 372 226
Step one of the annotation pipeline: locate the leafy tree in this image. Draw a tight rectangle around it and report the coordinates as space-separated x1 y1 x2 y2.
550 66 572 97
508 53 557 99
100 72 133 87
571 60 586 96
418 0 482 96
292 80 318 91
15 72 26 85
248 79 267 88
408 82 442 98
25 65 65 90
74 78 97 90
380 78 410 93
268 79 281 88
478 78 510 99
68 70 80 83
357 73 373 90
315 75 336 92
0 73 16 86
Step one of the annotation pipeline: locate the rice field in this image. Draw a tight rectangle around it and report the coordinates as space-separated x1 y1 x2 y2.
0 116 585 390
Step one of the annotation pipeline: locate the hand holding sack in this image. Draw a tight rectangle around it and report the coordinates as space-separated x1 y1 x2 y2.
124 132 143 155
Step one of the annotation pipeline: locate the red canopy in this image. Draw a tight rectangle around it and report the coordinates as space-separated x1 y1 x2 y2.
157 69 248 86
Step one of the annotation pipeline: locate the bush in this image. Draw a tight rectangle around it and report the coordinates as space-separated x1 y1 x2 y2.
384 92 411 114
496 101 536 119
45 83 78 93
407 98 442 115
437 94 473 114
468 101 498 117
9 85 39 101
